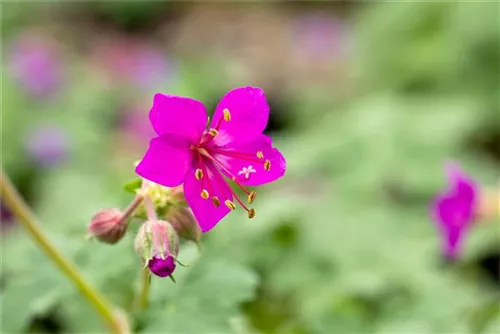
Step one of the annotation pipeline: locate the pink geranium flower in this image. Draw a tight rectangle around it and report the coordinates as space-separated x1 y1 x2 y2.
431 163 478 260
136 87 286 232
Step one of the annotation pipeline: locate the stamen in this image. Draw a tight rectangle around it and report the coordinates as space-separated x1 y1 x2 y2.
247 208 256 219
208 128 218 137
264 160 271 171
212 196 220 207
206 161 254 215
197 154 216 201
198 148 253 195
225 200 236 210
223 108 231 121
256 151 264 159
248 191 256 204
210 148 267 165
195 169 204 180
201 189 209 199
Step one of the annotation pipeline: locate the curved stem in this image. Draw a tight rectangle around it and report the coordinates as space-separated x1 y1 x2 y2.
0 169 127 334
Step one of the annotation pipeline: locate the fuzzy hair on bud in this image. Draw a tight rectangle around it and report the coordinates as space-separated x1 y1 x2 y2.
134 220 179 277
88 208 127 244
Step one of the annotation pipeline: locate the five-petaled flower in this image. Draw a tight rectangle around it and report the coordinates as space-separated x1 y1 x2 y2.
136 87 286 232
431 162 478 261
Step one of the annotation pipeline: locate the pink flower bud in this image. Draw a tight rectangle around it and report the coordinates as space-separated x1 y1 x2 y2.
167 208 201 244
134 220 179 277
88 208 127 244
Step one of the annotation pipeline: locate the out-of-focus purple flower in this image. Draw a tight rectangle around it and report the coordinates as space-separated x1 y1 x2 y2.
25 125 70 167
120 106 156 143
92 39 173 91
431 163 478 261
8 33 62 98
293 13 347 61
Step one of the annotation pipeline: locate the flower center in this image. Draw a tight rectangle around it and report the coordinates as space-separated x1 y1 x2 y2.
189 108 271 219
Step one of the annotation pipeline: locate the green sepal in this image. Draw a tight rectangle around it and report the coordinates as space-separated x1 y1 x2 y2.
169 274 177 284
124 178 143 194
175 258 189 267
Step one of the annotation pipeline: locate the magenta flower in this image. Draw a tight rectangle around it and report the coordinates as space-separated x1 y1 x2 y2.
136 87 286 232
432 163 478 260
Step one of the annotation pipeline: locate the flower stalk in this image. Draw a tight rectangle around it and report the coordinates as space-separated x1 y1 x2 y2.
0 169 127 334
135 267 151 310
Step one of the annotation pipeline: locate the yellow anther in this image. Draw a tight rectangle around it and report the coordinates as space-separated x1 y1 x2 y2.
256 151 264 159
201 189 209 199
264 160 271 171
223 108 231 121
208 128 219 136
225 200 236 210
212 196 220 207
248 191 256 204
248 208 256 219
195 169 204 180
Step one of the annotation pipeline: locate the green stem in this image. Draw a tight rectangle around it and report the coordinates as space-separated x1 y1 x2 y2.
0 169 127 334
135 268 151 310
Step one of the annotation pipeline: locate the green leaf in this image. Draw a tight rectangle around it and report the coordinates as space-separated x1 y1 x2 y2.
124 178 143 195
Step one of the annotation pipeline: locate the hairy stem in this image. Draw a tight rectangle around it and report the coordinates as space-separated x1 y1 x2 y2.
143 195 157 221
0 170 127 334
135 268 151 310
121 194 143 224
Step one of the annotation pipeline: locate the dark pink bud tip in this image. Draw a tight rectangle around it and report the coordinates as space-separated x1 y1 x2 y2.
148 255 176 277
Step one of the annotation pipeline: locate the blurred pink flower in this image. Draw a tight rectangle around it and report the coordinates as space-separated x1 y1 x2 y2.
431 163 478 261
91 39 173 91
119 106 156 143
8 33 63 98
293 13 347 61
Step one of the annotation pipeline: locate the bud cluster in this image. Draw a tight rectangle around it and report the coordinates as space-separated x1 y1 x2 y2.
87 179 200 279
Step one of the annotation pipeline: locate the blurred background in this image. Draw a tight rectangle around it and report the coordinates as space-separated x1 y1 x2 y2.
1 1 499 333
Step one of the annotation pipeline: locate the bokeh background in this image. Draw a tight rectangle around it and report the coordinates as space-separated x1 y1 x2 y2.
1 1 499 333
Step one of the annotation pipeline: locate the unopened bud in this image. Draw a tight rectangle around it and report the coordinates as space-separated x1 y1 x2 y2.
135 220 179 278
167 208 201 244
88 208 127 244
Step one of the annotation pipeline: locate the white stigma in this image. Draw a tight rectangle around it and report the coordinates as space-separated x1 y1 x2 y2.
238 165 257 180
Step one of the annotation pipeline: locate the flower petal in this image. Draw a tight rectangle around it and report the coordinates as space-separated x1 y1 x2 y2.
135 134 192 187
149 93 207 142
148 256 176 277
445 162 477 203
214 135 286 186
210 87 269 145
183 165 232 232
